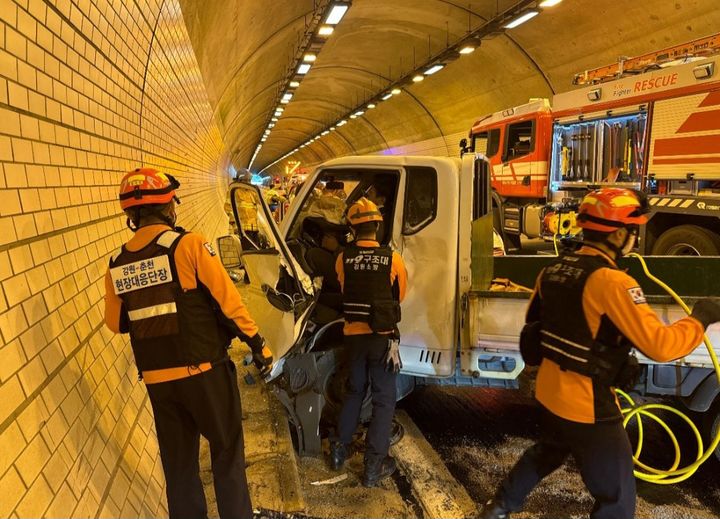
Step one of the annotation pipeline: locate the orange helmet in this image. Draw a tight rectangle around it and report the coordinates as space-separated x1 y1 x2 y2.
119 168 180 210
576 188 649 233
346 197 383 226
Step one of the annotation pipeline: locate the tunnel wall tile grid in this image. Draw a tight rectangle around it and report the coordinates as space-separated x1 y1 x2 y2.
0 0 230 517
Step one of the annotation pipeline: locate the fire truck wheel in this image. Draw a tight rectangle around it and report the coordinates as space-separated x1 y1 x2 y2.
651 225 720 256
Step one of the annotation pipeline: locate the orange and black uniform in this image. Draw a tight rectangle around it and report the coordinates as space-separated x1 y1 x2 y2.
495 246 705 519
104 224 260 519
334 239 407 464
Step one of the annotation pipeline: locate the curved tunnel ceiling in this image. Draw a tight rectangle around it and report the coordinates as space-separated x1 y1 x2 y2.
178 0 720 175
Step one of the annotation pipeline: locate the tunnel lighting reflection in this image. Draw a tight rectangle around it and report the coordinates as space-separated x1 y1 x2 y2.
424 64 444 75
303 53 317 62
503 10 539 29
324 4 349 25
381 92 393 100
297 63 312 74
539 0 562 6
459 45 475 55
289 81 300 88
412 74 424 82
318 25 334 36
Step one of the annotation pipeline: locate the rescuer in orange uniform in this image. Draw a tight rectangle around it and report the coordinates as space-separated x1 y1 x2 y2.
104 168 272 519
329 197 408 487
480 188 720 519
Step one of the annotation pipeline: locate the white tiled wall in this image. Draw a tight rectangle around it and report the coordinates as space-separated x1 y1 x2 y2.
0 1 229 516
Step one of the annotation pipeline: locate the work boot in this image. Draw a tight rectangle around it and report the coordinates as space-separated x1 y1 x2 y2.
329 441 347 471
477 498 511 519
362 456 396 487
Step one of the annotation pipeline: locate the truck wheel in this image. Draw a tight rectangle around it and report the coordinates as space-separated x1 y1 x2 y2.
651 225 720 256
702 399 720 462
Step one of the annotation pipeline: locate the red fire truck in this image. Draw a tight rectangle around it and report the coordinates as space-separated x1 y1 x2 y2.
463 33 720 255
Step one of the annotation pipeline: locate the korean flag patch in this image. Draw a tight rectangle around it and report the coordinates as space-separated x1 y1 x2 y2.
203 242 217 256
627 286 647 305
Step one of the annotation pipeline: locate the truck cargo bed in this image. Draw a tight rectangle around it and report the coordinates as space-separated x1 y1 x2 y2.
468 255 720 369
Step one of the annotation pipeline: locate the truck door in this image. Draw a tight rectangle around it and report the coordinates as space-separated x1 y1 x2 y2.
397 159 460 377
223 183 315 362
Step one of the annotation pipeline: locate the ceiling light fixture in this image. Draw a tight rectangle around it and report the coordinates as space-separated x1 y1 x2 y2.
350 114 357 119
539 0 562 6
424 64 444 75
391 88 402 95
297 63 312 74
412 74 425 82
303 53 317 62
367 103 376 109
459 45 476 55
503 10 539 29
337 119 347 126
289 81 300 88
381 92 393 100
281 93 293 103
318 25 334 36
324 3 349 25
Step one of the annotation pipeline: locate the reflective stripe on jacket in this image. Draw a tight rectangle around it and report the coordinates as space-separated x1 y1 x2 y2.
336 239 407 336
531 246 705 424
109 229 227 373
104 225 260 381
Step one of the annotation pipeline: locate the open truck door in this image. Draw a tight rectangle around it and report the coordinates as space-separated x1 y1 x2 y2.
218 183 315 364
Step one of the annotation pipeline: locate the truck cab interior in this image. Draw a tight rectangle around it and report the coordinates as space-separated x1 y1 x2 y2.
284 169 400 325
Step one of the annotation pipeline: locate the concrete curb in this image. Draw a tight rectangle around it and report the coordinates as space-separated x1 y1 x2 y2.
391 410 478 519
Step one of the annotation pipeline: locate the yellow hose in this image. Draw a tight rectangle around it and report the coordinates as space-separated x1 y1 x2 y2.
617 253 720 483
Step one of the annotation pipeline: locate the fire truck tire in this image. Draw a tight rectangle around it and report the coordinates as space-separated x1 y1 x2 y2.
651 225 720 256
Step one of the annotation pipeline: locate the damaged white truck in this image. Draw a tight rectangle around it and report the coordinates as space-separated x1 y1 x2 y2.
218 154 720 457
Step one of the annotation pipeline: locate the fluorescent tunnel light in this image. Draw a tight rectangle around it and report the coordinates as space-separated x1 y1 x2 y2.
325 4 349 25
503 10 539 29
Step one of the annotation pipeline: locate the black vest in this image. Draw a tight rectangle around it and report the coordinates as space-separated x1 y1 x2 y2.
342 244 400 332
109 230 228 372
539 253 633 387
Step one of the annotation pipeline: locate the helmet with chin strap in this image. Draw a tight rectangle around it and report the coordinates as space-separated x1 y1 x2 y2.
576 188 649 232
119 168 181 230
119 168 180 210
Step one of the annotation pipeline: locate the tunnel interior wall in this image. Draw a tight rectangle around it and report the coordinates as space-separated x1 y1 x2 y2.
0 0 229 516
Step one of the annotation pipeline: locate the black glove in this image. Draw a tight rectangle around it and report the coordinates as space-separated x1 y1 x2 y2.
246 333 273 375
690 298 720 329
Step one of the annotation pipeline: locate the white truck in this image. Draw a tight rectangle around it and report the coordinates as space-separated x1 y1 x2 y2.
218 154 720 456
